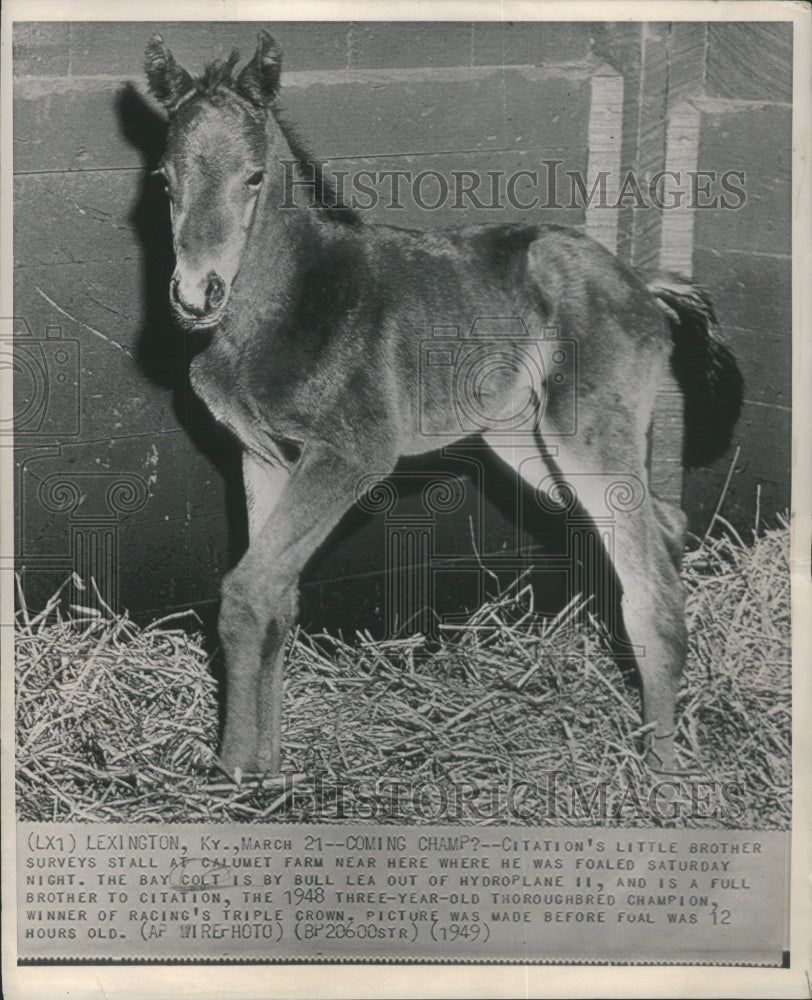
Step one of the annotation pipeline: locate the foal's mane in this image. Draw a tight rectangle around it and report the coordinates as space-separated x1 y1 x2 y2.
274 115 361 225
196 51 241 94
195 51 361 225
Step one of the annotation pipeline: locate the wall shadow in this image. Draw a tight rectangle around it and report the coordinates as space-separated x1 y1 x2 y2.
116 82 248 579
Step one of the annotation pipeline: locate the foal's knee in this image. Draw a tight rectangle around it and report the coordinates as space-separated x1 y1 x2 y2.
219 564 277 641
219 563 299 655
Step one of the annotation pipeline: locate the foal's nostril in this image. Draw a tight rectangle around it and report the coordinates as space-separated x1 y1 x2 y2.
169 272 226 321
170 277 209 318
205 273 226 310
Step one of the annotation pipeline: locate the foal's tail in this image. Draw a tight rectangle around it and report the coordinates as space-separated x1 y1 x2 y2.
648 274 744 468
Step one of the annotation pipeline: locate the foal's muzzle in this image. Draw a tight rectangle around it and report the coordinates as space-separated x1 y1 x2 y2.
170 271 228 329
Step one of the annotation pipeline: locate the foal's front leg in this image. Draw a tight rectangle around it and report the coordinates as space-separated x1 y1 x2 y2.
217 444 381 776
220 452 289 775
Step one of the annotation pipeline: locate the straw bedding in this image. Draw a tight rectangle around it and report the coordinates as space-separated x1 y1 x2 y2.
15 516 791 828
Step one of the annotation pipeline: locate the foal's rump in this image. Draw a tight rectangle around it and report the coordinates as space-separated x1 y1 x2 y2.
501 225 742 466
389 223 657 449
389 220 741 465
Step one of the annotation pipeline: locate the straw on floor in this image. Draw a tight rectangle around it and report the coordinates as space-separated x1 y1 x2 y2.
15 515 791 827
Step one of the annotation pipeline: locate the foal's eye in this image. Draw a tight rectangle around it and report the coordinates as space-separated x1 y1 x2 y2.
246 171 264 189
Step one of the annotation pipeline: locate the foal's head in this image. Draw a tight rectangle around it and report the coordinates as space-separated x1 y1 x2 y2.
145 32 284 331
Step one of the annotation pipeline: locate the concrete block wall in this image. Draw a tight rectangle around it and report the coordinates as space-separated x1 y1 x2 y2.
683 24 792 530
11 21 792 628
592 21 792 530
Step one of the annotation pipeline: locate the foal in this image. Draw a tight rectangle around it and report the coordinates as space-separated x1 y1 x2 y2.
145 32 742 777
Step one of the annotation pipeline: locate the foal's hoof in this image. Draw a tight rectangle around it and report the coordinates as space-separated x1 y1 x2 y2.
214 752 284 785
643 742 695 778
640 731 679 775
212 756 255 785
647 760 680 778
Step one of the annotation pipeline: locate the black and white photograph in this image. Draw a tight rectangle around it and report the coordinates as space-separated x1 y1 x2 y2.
2 2 810 996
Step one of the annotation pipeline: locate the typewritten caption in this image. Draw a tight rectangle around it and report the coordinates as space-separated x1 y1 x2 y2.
18 824 786 964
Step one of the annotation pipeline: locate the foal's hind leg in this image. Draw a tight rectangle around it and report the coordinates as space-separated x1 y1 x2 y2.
486 427 687 772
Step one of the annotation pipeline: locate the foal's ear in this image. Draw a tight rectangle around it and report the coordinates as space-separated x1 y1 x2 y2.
237 31 282 106
145 34 194 110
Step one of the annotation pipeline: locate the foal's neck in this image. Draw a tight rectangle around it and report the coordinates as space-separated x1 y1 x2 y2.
229 171 325 325
227 125 358 335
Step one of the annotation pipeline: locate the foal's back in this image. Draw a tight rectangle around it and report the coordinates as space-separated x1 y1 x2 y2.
342 218 670 455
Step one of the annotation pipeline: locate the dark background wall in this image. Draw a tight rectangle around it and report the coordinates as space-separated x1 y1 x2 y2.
11 21 792 631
